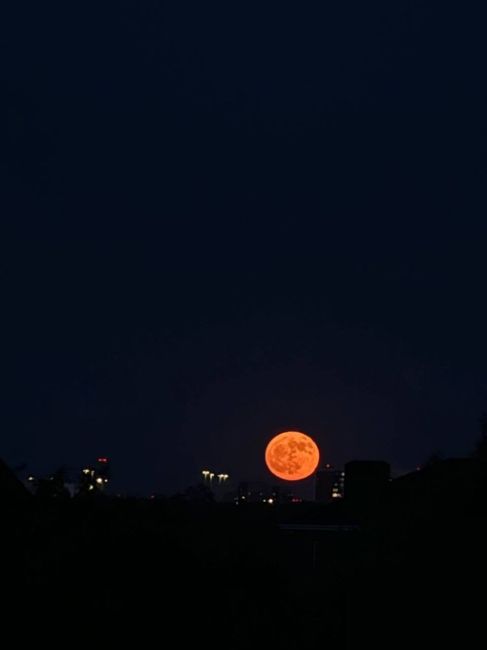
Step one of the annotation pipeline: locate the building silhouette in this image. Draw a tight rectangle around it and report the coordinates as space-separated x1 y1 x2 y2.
345 460 390 509
236 481 288 504
315 465 345 502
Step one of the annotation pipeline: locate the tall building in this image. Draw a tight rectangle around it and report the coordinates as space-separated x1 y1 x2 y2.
315 465 345 503
96 457 111 482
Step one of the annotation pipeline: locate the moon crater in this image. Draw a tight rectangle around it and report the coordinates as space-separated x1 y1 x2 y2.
265 431 320 481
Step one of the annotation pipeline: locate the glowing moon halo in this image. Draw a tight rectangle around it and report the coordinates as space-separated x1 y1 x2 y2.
265 431 320 481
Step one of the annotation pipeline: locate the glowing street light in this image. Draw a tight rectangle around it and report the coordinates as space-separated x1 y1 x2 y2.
202 469 229 492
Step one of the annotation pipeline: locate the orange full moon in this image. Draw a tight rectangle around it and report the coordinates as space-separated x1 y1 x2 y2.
265 431 320 481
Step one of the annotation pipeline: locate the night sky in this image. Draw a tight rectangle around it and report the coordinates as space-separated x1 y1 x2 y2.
2 2 487 495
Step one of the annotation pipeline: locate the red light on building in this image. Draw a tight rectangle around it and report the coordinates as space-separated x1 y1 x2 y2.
97 457 108 463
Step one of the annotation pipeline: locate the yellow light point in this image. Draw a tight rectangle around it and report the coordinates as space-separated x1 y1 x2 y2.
96 477 103 484
82 469 90 475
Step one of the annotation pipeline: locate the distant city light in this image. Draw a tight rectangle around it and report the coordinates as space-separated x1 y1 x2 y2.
96 478 103 484
202 469 229 488
82 468 90 475
97 457 108 463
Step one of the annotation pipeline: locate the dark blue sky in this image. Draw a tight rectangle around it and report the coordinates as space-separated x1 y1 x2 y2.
2 2 487 494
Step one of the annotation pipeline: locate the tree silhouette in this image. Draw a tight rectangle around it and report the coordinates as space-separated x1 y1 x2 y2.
421 451 443 468
35 466 70 499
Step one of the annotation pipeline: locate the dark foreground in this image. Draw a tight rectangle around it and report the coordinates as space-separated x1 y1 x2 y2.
2 468 486 649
